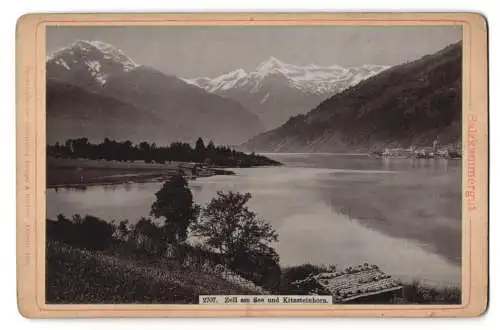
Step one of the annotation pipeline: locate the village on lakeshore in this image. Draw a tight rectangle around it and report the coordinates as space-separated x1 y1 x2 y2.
373 139 462 159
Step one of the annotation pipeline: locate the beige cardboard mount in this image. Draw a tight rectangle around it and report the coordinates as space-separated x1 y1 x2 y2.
16 12 488 317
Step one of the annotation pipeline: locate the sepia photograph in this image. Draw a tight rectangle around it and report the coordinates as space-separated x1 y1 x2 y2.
42 23 467 306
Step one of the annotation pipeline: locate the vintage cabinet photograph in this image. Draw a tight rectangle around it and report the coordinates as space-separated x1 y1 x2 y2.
16 13 488 317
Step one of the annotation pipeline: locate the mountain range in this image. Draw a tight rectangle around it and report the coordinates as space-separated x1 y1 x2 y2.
184 57 388 129
46 40 264 145
243 42 462 152
46 39 461 152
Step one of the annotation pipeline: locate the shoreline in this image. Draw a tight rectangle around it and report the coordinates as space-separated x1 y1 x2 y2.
46 157 236 189
47 170 235 189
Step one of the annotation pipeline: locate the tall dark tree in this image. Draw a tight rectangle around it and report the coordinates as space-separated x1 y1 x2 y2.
206 140 215 153
150 174 199 243
195 137 206 162
195 137 205 153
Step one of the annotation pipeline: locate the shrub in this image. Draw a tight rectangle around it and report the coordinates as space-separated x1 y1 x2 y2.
229 244 281 292
47 214 115 250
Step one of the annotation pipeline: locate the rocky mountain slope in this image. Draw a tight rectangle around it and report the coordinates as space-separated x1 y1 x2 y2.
46 79 165 144
47 40 139 91
46 40 264 145
184 57 388 129
243 42 462 152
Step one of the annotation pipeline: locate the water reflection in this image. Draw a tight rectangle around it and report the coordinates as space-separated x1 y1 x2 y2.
47 153 461 285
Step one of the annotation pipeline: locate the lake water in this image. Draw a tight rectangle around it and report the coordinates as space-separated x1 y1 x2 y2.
47 153 462 286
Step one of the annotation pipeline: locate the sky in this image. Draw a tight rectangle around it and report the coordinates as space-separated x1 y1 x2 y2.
46 25 462 78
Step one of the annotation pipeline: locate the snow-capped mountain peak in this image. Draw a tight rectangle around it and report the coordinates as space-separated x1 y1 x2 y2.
46 40 139 86
182 57 390 129
256 56 287 74
184 56 389 96
185 68 249 93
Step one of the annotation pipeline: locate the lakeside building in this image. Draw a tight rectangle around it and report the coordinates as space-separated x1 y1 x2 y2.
415 147 436 158
382 146 415 158
292 264 403 304
377 141 461 159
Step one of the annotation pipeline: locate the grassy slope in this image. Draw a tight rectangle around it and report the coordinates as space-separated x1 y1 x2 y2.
46 241 259 304
46 240 460 304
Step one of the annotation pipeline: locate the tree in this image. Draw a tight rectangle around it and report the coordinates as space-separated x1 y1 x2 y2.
206 140 215 154
194 137 206 162
192 191 278 264
150 174 199 243
139 141 151 162
195 137 205 153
